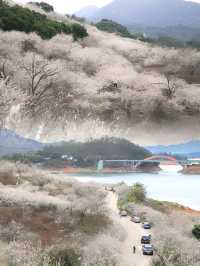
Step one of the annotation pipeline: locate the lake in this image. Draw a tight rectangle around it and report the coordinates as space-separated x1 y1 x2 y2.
69 165 200 210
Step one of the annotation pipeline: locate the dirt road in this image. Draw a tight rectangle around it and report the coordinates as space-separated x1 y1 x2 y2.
107 192 152 266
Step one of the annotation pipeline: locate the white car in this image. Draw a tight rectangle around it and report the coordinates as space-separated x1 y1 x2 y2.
131 216 141 223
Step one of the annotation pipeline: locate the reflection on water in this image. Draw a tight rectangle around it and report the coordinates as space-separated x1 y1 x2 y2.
69 165 200 210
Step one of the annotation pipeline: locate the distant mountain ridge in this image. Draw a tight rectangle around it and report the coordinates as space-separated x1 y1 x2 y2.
147 140 200 156
76 0 200 27
2 128 200 159
0 129 44 156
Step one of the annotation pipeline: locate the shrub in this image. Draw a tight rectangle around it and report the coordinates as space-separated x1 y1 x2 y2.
95 19 132 38
192 224 200 240
71 23 88 41
128 183 147 203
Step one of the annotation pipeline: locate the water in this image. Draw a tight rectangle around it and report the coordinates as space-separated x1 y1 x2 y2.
70 165 200 210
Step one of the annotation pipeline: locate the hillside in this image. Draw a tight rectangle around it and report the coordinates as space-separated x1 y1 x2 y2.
1 1 200 145
0 0 88 40
0 129 44 155
45 137 151 160
4 137 151 167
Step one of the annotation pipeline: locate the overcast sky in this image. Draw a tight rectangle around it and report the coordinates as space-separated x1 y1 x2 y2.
16 0 113 13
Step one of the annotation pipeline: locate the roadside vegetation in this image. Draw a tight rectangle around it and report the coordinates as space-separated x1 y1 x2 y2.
115 182 200 266
0 161 125 265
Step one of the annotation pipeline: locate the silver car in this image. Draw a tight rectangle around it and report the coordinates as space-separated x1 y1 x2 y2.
131 216 141 223
142 244 154 255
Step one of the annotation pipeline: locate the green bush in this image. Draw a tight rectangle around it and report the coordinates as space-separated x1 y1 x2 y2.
192 224 200 239
71 23 88 41
0 1 88 40
95 19 132 38
128 183 147 203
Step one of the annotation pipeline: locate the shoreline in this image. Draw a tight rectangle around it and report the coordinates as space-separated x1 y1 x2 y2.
50 170 200 216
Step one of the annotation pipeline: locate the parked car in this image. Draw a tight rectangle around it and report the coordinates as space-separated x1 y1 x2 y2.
143 222 151 229
141 235 151 244
119 210 128 217
131 216 141 223
142 244 154 255
105 186 114 192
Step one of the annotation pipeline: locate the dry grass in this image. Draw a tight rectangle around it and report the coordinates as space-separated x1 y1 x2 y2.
0 162 121 264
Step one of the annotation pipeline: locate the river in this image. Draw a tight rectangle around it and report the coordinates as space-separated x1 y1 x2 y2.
69 165 200 210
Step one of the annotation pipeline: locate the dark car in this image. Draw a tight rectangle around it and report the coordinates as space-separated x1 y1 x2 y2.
141 235 151 244
142 244 154 255
119 210 128 217
143 222 151 229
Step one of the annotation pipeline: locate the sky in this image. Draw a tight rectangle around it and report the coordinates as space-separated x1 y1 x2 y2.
16 0 113 13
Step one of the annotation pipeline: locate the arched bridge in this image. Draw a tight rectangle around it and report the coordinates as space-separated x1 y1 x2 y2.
97 156 185 171
144 155 177 162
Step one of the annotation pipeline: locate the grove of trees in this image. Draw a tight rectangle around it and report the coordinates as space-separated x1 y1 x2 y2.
0 0 88 40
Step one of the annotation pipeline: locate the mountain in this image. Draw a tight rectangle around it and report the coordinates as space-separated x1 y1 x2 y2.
79 0 200 28
74 5 99 19
0 129 44 156
147 140 200 156
128 24 200 42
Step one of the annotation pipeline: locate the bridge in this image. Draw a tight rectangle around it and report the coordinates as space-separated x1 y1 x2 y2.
97 155 185 171
144 155 177 162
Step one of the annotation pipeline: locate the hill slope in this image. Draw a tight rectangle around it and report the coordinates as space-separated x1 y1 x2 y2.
3 137 151 167
79 0 200 27
45 137 151 161
0 129 44 155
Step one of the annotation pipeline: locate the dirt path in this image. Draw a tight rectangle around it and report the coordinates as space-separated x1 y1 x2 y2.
107 192 152 266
